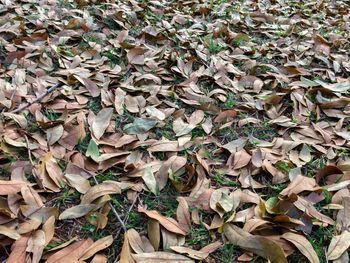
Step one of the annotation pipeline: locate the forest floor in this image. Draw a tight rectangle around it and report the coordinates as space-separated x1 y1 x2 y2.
0 0 350 262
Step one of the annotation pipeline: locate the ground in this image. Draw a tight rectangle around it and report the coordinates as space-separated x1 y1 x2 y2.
0 0 350 262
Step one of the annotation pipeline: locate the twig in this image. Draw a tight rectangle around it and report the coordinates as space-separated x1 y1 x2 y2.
10 82 63 114
114 193 139 240
57 158 127 233
108 202 127 232
113 194 139 263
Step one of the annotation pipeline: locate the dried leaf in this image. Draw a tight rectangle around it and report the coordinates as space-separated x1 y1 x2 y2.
131 252 194 262
45 238 94 263
138 208 186 235
282 232 319 263
0 225 21 240
238 236 288 263
148 219 160 251
124 118 158 135
59 204 98 220
142 166 158 195
81 181 121 204
176 197 191 233
327 231 350 260
92 108 114 139
170 246 208 260
79 235 113 260
86 139 100 160
0 180 29 195
7 236 29 263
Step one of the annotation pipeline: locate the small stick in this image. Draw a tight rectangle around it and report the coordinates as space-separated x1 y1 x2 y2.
114 193 139 240
57 158 127 233
10 82 63 114
113 194 139 263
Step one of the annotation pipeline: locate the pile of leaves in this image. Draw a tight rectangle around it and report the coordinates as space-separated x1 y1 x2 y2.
0 0 350 262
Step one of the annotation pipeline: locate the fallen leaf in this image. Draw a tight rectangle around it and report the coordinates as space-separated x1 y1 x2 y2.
142 166 158 195
82 77 100 97
282 232 319 263
148 219 160 251
92 108 114 139
176 197 191 233
0 225 21 239
138 208 186 235
170 246 208 260
131 252 194 262
327 231 350 260
7 236 29 263
0 180 30 195
59 204 98 220
45 238 94 263
79 235 113 260
124 118 158 135
237 236 288 263
81 181 121 204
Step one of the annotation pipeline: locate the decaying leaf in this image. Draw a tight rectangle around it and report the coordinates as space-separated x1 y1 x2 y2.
237 236 287 263
142 166 158 195
327 231 350 260
138 208 186 235
176 197 191 233
170 246 208 260
81 181 121 204
131 252 194 262
91 108 114 139
59 204 98 220
282 232 319 263
124 118 158 135
1 0 350 262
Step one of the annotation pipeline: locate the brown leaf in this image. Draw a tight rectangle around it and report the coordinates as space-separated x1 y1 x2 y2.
42 216 55 246
27 230 45 263
20 185 43 207
64 173 91 194
131 252 194 262
127 47 146 65
327 231 350 260
170 246 208 260
223 223 251 245
120 230 135 263
199 241 223 254
0 225 21 240
91 254 107 263
138 208 186 235
45 238 94 263
82 77 100 97
176 197 191 233
282 232 319 263
81 181 121 204
280 175 317 196
0 180 29 195
59 204 98 220
92 108 114 140
20 205 59 223
7 236 29 263
79 235 113 260
148 219 160 251
237 236 288 263
316 165 343 184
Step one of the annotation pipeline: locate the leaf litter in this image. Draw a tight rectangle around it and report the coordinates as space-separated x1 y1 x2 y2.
0 0 350 262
